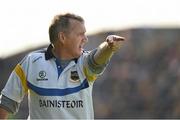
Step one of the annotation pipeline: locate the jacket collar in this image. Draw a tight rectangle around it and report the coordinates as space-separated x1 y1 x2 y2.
45 44 78 63
45 44 55 60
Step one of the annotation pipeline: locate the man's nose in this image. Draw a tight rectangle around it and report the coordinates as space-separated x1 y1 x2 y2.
83 35 88 43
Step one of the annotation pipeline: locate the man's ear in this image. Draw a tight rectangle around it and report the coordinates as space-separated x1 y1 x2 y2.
58 32 65 44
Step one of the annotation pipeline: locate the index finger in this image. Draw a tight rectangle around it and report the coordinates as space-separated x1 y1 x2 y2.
113 36 125 41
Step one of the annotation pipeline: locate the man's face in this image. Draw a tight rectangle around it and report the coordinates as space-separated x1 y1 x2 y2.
63 19 88 59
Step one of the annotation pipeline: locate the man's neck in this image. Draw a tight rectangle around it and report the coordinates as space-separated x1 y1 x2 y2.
52 47 73 61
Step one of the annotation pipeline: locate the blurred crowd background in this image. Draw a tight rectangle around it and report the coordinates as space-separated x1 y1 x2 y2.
0 27 180 119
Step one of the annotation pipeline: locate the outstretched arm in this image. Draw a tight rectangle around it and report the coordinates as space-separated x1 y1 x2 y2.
93 35 125 65
83 35 125 82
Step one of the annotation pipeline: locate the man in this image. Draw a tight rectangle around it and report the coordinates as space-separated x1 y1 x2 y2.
0 13 125 119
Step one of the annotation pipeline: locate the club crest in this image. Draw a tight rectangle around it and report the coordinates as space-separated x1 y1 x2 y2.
70 71 80 82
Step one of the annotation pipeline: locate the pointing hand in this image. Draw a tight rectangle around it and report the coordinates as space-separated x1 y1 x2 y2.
106 35 125 52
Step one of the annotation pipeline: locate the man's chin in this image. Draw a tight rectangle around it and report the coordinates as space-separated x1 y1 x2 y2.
73 53 81 59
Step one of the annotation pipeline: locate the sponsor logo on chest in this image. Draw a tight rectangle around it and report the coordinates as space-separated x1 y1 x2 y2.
36 70 48 81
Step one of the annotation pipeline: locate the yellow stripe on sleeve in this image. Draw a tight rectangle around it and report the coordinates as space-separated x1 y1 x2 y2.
14 64 28 93
83 67 97 82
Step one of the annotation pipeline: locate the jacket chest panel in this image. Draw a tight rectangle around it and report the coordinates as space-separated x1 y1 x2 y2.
28 61 84 89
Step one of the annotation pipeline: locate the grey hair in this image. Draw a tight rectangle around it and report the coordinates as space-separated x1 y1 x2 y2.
49 13 84 43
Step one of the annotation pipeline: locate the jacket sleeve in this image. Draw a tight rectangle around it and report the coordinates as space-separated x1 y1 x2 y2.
82 49 108 82
1 55 29 104
0 94 20 114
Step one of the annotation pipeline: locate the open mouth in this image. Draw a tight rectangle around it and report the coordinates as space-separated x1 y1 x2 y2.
79 45 84 51
79 44 83 48
80 47 84 51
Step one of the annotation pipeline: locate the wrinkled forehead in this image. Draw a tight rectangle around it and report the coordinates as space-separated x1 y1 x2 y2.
68 19 86 32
